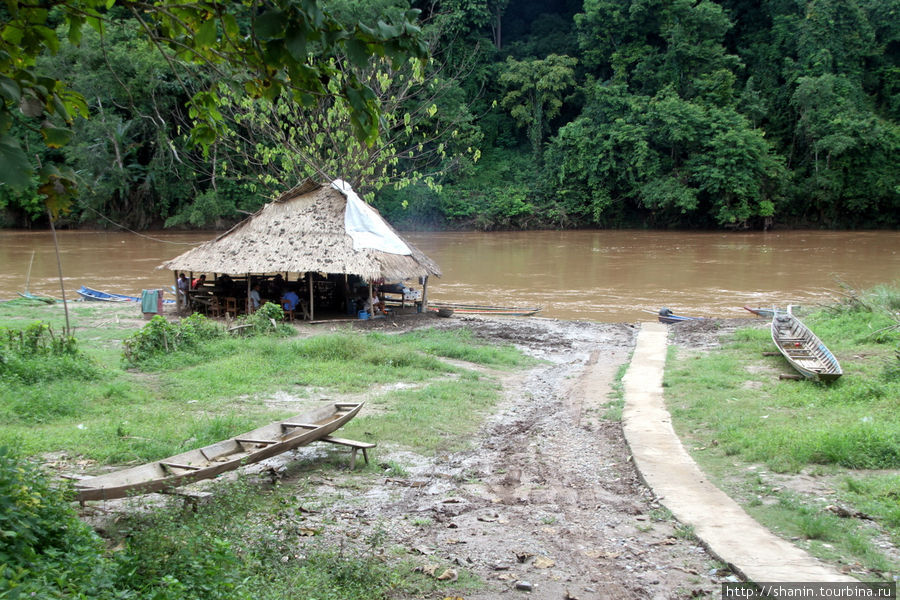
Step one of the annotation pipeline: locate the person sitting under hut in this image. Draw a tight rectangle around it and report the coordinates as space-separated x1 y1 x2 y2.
282 289 299 312
249 284 261 311
365 291 386 316
176 273 190 310
191 274 206 290
270 274 285 298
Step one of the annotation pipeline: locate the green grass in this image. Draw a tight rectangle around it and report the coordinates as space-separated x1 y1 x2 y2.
0 301 526 599
664 283 900 578
0 300 533 461
348 378 502 455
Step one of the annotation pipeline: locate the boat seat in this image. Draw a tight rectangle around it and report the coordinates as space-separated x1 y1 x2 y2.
160 461 202 471
235 438 276 446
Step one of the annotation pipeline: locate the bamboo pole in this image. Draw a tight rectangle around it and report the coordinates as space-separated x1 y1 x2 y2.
24 250 35 294
47 210 71 336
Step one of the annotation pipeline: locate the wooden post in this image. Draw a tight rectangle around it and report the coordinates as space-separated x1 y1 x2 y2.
246 274 251 313
307 272 314 321
172 272 179 314
421 276 429 312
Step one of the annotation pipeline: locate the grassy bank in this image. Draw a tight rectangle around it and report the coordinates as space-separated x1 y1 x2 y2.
0 300 535 599
664 284 900 579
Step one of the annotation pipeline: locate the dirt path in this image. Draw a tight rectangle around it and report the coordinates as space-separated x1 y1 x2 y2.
282 315 730 599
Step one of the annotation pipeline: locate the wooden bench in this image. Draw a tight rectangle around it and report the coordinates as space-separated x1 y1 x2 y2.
320 436 376 469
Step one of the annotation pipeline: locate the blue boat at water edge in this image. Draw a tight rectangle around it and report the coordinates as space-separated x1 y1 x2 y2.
77 286 175 305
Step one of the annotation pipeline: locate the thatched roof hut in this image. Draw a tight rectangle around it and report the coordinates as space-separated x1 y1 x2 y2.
161 179 440 281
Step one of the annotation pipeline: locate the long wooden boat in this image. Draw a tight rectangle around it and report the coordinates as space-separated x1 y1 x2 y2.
17 291 56 304
771 307 842 382
649 308 702 324
77 285 175 305
427 302 542 317
744 306 775 318
73 402 363 501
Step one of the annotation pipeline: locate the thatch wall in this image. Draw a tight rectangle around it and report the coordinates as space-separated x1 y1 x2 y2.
161 180 440 281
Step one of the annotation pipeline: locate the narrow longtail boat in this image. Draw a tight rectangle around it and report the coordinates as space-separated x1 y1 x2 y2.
427 302 542 317
744 306 776 318
17 292 56 304
73 402 363 501
771 307 842 382
648 308 703 324
76 285 175 305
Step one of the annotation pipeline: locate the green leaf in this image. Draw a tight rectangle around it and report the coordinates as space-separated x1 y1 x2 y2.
285 25 307 61
33 25 60 54
345 38 369 68
0 76 20 102
222 14 238 38
254 10 285 39
195 19 217 48
67 15 84 46
0 134 34 188
40 124 73 148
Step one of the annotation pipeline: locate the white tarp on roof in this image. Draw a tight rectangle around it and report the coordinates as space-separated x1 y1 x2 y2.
333 179 411 256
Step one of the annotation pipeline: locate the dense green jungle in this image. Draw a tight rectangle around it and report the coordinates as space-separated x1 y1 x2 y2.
1 0 898 231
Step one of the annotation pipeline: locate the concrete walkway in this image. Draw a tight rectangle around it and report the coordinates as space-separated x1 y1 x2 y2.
620 321 856 583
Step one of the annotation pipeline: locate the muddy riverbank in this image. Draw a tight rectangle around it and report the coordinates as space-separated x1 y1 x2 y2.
70 307 763 599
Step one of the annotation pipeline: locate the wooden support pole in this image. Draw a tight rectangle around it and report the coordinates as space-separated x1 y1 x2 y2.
307 272 314 321
172 271 179 314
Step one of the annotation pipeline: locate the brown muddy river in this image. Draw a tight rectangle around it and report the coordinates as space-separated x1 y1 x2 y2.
1 229 898 322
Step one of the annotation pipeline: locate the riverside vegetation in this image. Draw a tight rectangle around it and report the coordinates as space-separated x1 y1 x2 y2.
664 284 900 579
2 1 898 231
0 300 532 599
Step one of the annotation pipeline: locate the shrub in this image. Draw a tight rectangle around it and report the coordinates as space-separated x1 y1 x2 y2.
0 322 99 384
234 301 295 336
0 446 113 599
122 314 223 366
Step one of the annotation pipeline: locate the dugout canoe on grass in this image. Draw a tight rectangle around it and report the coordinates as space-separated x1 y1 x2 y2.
771 306 842 382
427 302 542 316
73 402 363 502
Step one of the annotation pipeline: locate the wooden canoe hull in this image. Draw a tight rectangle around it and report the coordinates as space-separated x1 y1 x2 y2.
744 306 775 318
427 302 541 316
77 286 176 305
657 314 699 324
74 402 363 501
771 308 842 382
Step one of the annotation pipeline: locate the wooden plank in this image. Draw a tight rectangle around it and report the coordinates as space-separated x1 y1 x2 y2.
322 436 376 449
320 436 376 469
161 462 203 471
282 422 318 429
235 438 277 445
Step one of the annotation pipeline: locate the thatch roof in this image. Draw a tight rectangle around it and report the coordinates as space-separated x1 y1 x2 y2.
161 180 441 281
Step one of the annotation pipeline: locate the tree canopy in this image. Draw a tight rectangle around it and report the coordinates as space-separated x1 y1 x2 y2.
0 0 427 212
2 0 897 230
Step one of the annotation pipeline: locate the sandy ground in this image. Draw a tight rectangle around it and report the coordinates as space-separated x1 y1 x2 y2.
75 307 765 599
